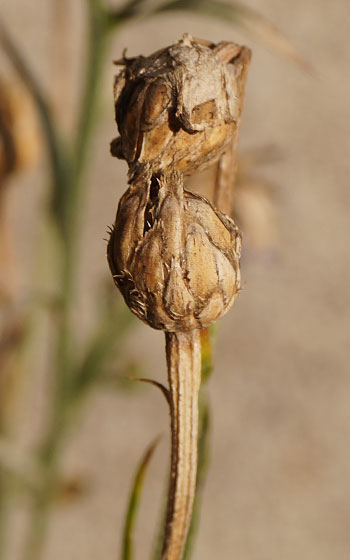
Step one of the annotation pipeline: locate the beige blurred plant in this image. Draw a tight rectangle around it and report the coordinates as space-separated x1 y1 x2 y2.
0 78 40 432
234 147 279 256
0 79 40 304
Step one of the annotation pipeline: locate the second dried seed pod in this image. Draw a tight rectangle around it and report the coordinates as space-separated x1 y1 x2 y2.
111 34 247 176
107 170 241 332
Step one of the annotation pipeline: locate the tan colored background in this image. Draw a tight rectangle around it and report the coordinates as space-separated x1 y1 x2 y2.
1 0 350 559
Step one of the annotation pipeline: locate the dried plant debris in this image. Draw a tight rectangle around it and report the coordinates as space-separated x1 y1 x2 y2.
0 79 39 183
111 34 248 177
0 79 40 304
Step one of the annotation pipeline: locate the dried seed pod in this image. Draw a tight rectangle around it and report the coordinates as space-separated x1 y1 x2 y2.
107 170 241 332
111 34 246 176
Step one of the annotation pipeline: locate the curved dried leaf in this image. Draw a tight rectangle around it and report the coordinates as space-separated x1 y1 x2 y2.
131 377 170 405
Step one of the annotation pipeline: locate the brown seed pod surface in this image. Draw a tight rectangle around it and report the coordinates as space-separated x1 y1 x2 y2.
111 34 246 176
107 170 241 332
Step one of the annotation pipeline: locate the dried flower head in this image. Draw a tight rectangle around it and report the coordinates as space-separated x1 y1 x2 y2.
111 34 245 176
107 170 241 332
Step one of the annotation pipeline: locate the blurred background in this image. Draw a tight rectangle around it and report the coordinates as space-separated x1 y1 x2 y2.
0 1 349 559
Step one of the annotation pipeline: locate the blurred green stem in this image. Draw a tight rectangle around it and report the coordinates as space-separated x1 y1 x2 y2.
22 2 120 559
0 472 9 559
183 387 210 560
23 404 70 560
182 327 214 558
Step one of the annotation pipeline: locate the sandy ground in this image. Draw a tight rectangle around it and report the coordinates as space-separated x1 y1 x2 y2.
1 0 350 559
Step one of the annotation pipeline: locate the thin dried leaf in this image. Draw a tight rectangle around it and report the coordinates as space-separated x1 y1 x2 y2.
131 377 170 405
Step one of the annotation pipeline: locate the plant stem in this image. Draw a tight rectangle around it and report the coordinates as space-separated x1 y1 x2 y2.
162 331 201 560
74 0 109 181
51 0 72 129
23 468 57 560
22 3 116 558
183 387 210 560
22 396 69 560
0 471 9 560
214 46 251 215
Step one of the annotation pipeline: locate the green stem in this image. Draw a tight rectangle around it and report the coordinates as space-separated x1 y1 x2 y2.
22 3 118 559
23 464 58 560
74 0 109 178
23 388 72 560
183 387 210 560
0 471 9 560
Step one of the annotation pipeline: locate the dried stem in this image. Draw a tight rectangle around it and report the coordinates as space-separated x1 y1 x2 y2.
162 330 201 560
214 47 251 216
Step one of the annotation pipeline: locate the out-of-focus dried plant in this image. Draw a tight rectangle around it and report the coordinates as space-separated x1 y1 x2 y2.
187 146 280 259
0 80 40 502
233 146 280 258
0 79 40 181
0 79 40 304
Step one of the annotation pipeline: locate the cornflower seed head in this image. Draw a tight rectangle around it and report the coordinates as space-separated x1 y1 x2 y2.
111 34 244 175
107 170 241 332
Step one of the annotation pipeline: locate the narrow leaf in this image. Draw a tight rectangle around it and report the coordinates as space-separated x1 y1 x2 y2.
130 377 170 405
121 437 160 560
